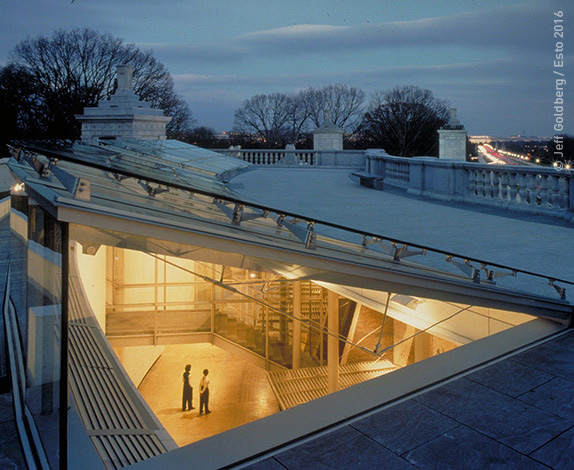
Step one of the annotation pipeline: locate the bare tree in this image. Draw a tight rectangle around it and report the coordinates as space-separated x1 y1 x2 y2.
301 84 365 131
0 64 46 144
361 85 449 157
233 93 308 147
9 28 194 139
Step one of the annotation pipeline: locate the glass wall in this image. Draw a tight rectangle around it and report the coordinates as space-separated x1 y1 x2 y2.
6 191 65 468
69 225 536 373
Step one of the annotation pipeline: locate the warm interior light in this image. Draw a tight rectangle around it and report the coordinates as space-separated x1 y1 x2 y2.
11 182 25 193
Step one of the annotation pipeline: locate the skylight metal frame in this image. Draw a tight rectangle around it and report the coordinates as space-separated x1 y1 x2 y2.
8 140 574 307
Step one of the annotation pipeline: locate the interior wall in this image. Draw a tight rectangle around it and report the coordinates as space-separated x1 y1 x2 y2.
164 255 198 308
115 250 198 310
122 249 157 308
349 287 535 344
113 345 165 387
75 243 107 327
75 244 167 387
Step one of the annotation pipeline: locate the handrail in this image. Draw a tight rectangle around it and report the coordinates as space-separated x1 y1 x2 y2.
11 142 574 301
145 253 372 355
2 266 50 469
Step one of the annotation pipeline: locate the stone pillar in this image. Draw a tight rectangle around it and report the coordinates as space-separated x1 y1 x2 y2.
313 111 344 151
438 108 467 161
116 65 133 91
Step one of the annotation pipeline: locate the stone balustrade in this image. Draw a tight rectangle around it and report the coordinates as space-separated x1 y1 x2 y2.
362 150 574 221
215 147 573 221
215 148 366 169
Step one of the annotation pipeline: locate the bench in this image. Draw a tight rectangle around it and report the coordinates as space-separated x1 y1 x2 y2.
351 171 384 190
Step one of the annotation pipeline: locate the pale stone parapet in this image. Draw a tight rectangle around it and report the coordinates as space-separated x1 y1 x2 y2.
361 150 574 222
438 108 467 161
214 148 366 169
313 111 344 151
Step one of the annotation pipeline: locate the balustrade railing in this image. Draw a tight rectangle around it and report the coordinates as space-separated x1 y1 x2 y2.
217 149 316 166
467 167 571 212
360 150 574 221
215 148 366 169
385 159 410 188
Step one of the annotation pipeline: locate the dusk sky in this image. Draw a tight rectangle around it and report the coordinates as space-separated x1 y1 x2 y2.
1 0 572 137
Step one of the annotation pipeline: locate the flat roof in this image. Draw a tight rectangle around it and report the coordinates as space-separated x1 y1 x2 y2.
232 167 574 296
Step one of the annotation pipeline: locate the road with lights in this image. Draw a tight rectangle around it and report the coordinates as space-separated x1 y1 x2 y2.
477 144 536 166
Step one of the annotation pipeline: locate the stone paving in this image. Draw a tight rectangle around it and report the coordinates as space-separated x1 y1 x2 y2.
242 330 574 470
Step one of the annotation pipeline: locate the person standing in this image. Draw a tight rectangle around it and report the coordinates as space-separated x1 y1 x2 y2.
199 369 210 415
182 364 195 411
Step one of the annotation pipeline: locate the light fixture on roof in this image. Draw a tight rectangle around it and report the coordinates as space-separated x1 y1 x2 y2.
10 182 25 194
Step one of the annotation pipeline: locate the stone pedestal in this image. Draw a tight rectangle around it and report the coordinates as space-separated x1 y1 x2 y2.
76 65 171 142
313 111 344 150
438 108 467 161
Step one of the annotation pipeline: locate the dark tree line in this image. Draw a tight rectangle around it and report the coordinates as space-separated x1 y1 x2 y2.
0 28 194 149
231 84 366 148
232 84 449 157
358 86 449 157
1 28 451 158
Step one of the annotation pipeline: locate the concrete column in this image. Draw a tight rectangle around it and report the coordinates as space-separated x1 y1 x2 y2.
327 290 339 393
112 247 125 306
292 281 301 369
393 321 415 367
341 302 362 365
414 331 431 363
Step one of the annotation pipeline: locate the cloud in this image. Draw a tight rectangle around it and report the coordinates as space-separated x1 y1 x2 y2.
174 55 544 96
174 53 562 135
147 3 555 67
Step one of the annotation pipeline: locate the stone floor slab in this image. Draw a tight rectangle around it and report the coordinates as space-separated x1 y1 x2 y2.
546 331 574 351
0 420 27 469
466 358 553 398
0 393 14 424
405 425 549 470
232 169 574 282
351 399 458 455
512 341 574 381
274 426 416 470
530 426 574 470
241 458 287 470
416 378 570 454
519 377 574 422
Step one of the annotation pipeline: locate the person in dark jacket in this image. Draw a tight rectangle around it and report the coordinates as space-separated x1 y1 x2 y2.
182 364 195 411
